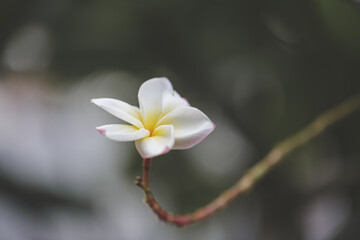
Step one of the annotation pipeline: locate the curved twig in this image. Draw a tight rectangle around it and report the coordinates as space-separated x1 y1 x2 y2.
135 94 360 227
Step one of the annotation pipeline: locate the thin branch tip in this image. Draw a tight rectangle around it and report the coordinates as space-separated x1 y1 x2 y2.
135 176 144 188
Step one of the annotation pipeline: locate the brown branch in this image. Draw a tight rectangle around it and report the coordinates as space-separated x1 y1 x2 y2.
135 93 360 227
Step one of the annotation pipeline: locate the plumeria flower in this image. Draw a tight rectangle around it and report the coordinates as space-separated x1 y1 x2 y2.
92 77 215 159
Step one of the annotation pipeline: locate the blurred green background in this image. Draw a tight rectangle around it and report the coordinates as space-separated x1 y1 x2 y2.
0 0 360 239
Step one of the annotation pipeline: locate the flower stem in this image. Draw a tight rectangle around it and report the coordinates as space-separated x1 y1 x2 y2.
135 93 360 227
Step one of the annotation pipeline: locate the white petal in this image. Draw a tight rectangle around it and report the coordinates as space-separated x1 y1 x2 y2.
135 125 175 158
138 77 173 129
91 98 143 128
157 106 215 149
160 89 190 118
96 124 149 141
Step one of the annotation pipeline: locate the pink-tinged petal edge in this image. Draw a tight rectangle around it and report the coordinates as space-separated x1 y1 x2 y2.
162 146 170 155
203 122 216 140
195 122 216 146
96 128 106 135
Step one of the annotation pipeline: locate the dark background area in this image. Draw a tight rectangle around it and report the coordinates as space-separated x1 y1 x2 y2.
0 0 359 239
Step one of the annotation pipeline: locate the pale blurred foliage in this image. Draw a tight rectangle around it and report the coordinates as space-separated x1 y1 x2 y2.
302 193 350 240
2 24 52 72
0 1 359 240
